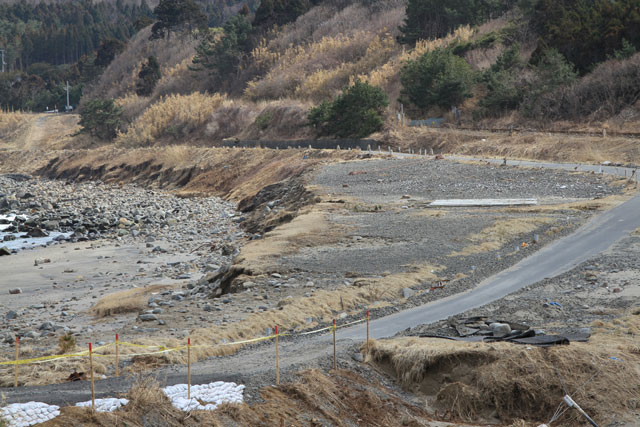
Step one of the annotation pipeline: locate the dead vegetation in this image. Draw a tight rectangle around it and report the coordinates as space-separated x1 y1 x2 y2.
382 125 640 165
92 284 176 317
116 93 227 146
0 111 30 142
44 370 439 427
0 353 107 387
449 216 556 257
31 146 359 202
84 27 201 109
365 312 640 425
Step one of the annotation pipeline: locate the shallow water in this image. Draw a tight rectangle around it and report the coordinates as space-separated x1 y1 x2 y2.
0 231 71 251
0 214 71 252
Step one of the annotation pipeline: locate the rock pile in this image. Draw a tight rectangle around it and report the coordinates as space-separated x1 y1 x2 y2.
0 174 241 253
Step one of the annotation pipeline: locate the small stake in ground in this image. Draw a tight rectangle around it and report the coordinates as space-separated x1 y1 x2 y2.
89 343 95 411
275 325 280 385
115 334 119 377
332 319 337 370
563 395 599 427
187 338 191 399
366 311 370 353
14 336 19 387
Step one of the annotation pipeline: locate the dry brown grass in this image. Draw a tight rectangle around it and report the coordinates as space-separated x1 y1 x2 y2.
0 111 30 141
84 27 200 104
117 93 227 146
449 216 556 257
177 261 442 363
26 145 359 204
46 369 437 426
245 23 474 106
0 353 108 387
383 126 640 165
365 312 640 425
92 284 176 317
500 190 638 216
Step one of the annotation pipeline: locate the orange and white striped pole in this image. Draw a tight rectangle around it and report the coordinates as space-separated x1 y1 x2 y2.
187 338 191 399
366 310 370 353
115 334 119 377
14 336 19 387
89 343 95 411
332 319 337 370
275 325 280 385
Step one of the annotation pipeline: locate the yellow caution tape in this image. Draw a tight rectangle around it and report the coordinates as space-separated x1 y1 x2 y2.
92 346 186 359
0 317 367 366
118 341 171 351
219 334 280 346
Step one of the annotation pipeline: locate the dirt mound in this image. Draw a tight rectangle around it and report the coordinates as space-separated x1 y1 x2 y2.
365 313 640 425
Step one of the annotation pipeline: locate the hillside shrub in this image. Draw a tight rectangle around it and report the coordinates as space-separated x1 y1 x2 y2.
150 0 208 40
136 56 162 96
400 48 474 112
529 53 640 120
475 44 524 118
398 0 517 45
79 99 123 140
94 39 126 68
308 80 388 138
192 15 252 83
521 49 577 118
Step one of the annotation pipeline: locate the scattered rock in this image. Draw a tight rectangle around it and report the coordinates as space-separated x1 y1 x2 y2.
138 314 158 322
8 288 22 294
39 321 54 331
489 322 511 337
401 288 415 298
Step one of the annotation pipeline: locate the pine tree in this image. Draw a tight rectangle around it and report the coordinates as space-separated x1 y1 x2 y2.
150 0 208 40
136 56 161 96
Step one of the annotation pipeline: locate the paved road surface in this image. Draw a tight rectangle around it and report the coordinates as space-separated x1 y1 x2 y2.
3 156 639 405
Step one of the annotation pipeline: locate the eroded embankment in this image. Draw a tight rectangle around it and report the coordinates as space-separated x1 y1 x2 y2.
365 312 640 426
29 146 358 201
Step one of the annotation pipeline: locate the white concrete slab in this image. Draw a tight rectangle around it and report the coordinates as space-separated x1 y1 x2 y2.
429 198 538 207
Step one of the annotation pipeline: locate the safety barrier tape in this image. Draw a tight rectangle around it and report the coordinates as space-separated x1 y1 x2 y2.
0 343 114 366
0 318 367 366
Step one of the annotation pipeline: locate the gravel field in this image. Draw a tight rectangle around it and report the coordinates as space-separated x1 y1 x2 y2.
313 158 616 204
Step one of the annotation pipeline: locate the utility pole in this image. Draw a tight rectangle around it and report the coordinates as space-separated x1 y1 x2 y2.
0 49 6 73
66 81 70 111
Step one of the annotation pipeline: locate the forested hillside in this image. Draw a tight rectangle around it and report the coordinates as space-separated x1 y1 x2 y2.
4 0 640 141
0 0 151 68
0 0 255 112
81 0 640 146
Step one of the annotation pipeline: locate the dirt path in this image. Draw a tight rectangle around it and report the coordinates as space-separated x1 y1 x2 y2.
12 114 79 150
